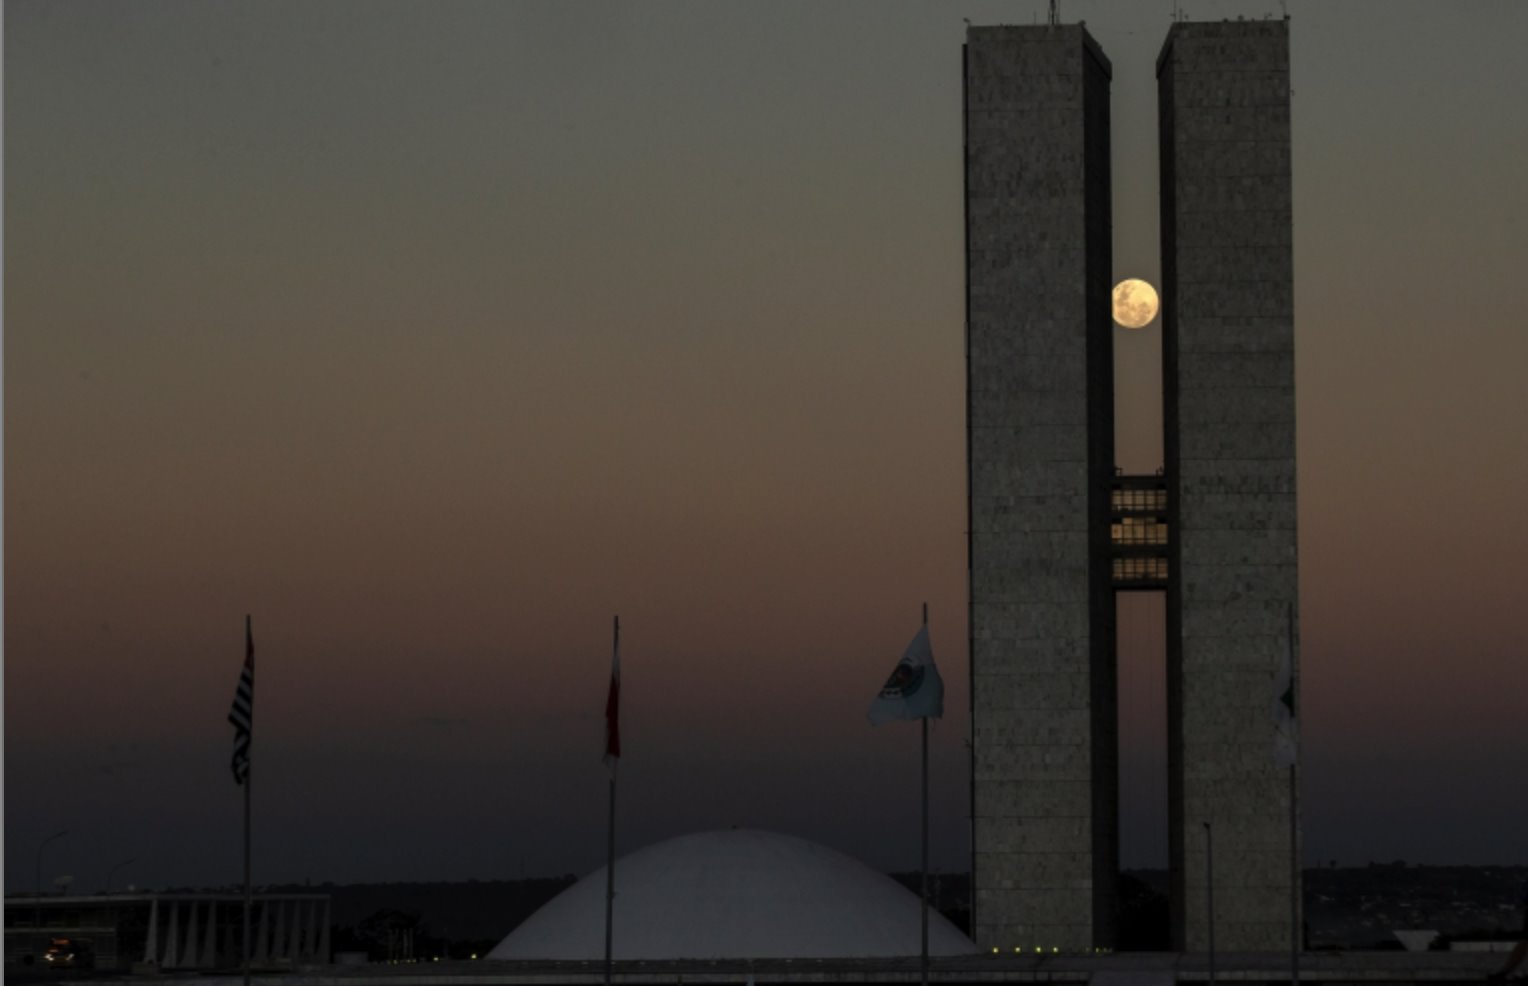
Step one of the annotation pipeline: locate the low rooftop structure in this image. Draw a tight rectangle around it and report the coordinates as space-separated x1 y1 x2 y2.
3 891 330 972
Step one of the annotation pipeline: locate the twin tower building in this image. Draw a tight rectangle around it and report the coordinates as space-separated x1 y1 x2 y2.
965 20 1298 953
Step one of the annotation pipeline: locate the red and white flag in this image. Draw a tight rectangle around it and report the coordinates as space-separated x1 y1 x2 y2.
604 616 621 765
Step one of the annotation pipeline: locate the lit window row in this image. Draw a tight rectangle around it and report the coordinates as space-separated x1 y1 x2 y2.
1112 557 1169 581
1111 518 1169 545
1110 488 1167 512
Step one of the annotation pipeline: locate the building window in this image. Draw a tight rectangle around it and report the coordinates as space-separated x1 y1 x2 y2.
1111 518 1168 546
1110 487 1167 513
1112 557 1169 582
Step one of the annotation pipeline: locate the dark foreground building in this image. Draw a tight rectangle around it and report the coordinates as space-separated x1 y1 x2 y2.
964 22 1118 953
1158 20 1299 954
965 19 1297 952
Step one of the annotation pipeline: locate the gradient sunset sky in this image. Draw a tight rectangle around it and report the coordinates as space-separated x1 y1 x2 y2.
6 0 1527 893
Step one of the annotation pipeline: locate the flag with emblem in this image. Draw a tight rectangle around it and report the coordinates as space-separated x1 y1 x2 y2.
868 624 944 725
228 616 255 785
1273 615 1297 767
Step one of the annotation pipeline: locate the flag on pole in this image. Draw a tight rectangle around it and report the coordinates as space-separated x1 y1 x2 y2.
604 618 621 764
228 616 255 785
1273 617 1298 767
868 624 944 725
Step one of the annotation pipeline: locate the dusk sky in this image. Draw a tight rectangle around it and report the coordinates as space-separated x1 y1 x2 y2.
6 0 1527 894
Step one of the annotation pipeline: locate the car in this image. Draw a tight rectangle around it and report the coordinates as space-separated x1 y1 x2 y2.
43 937 94 970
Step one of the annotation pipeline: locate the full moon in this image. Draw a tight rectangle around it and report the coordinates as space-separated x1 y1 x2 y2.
1112 278 1160 329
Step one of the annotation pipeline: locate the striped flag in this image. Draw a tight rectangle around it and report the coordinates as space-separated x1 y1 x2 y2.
228 616 255 785
604 616 620 765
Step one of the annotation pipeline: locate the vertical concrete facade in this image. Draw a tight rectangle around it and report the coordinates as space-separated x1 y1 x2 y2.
1158 20 1299 952
965 25 1116 951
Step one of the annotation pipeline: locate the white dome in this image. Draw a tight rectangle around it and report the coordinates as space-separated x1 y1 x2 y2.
489 829 978 960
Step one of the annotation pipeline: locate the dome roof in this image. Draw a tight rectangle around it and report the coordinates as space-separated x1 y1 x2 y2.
489 829 977 960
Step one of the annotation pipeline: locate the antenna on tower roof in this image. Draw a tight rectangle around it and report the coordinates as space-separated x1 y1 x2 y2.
1049 0 1059 27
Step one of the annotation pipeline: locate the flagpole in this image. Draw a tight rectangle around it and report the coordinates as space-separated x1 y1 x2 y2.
1289 763 1299 986
604 765 615 986
243 762 252 986
604 615 618 986
243 614 252 986
920 716 929 986
920 602 929 986
868 605 941 975
1205 821 1216 986
1288 602 1299 986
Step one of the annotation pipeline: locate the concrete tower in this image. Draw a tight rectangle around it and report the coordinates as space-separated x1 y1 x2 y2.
964 18 1298 954
964 24 1117 952
1159 19 1299 952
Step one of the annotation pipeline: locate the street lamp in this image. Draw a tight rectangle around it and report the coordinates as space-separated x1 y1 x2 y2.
33 830 68 937
106 858 137 893
35 830 69 897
